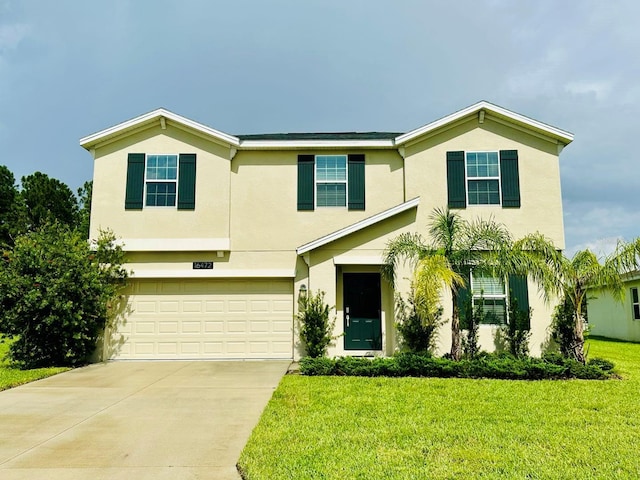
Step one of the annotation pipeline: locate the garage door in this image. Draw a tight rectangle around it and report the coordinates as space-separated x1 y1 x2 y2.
108 278 293 360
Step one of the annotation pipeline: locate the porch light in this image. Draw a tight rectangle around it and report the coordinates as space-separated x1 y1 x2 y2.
299 284 307 298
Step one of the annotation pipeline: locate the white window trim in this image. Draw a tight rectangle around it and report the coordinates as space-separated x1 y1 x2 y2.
631 287 640 321
470 270 508 325
144 153 179 208
465 150 502 206
315 154 348 208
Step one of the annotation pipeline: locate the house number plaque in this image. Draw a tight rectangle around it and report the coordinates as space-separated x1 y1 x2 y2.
192 262 214 270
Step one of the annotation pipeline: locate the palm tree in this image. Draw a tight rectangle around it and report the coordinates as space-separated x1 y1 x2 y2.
383 207 560 360
551 240 640 363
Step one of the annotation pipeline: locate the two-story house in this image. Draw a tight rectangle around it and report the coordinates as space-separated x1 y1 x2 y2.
80 101 573 361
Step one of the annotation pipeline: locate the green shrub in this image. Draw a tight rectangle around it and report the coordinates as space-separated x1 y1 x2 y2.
0 224 127 368
588 357 615 371
297 290 336 358
299 356 336 375
299 352 616 380
502 294 531 357
395 288 443 354
462 297 481 359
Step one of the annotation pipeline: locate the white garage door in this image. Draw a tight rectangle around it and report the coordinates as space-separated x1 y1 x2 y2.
110 278 293 360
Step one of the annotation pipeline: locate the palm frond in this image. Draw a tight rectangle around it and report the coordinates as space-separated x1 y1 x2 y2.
382 232 430 286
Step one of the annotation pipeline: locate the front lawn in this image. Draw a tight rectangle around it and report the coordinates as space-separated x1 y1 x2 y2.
0 340 69 391
238 337 640 479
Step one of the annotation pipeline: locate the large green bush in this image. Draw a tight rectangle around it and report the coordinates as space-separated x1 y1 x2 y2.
299 352 615 380
0 224 127 368
297 290 336 358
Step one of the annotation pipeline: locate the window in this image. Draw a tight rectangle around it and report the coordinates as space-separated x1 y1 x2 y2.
471 271 507 324
316 155 347 207
466 152 500 205
632 287 640 320
125 153 196 210
297 154 365 211
447 150 520 209
145 154 178 207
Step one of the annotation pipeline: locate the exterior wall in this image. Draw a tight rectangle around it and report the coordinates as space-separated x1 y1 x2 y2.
229 149 405 251
404 116 565 248
588 277 640 342
90 123 233 242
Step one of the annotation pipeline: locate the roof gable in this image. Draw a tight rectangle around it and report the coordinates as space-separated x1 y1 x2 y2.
395 101 574 147
80 108 240 150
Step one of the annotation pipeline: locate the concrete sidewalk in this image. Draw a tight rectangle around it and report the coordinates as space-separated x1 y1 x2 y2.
0 361 289 479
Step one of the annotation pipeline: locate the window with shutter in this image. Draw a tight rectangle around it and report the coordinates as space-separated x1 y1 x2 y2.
446 150 521 209
298 154 365 210
125 153 196 209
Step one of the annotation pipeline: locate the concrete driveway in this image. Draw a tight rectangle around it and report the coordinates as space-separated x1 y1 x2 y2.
0 360 289 480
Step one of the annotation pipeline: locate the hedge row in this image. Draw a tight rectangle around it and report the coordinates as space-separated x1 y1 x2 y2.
299 352 616 380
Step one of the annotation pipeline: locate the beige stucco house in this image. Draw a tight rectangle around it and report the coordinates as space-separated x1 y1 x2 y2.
80 101 573 361
587 272 640 342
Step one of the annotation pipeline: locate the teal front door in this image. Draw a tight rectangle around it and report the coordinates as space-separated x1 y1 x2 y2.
343 273 382 350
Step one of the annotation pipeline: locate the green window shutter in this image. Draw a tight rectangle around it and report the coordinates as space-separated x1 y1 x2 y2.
297 154 315 211
447 151 466 208
500 150 521 208
125 153 145 210
348 154 365 210
508 274 530 329
457 268 472 329
177 154 196 210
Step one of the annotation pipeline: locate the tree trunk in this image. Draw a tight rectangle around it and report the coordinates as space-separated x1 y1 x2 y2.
571 313 586 364
450 289 461 360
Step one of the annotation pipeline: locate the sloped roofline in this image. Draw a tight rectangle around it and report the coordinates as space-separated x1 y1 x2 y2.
79 101 574 151
79 108 241 149
296 197 420 255
395 101 574 146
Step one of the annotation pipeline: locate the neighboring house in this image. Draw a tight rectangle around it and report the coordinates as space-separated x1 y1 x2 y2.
80 101 573 361
587 272 640 342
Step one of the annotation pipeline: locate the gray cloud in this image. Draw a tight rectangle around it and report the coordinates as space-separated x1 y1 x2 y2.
0 0 638 253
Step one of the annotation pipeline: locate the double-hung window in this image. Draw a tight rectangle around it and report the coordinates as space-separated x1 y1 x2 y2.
297 154 365 211
466 152 500 205
471 271 507 324
447 150 520 209
145 154 178 207
632 287 640 320
316 155 347 207
125 153 196 210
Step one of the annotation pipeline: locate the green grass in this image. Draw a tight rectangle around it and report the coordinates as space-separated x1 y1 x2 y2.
239 337 640 479
0 340 69 391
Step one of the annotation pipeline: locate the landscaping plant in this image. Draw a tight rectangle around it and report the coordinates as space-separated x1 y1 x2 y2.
395 289 443 354
0 223 127 368
502 293 531 357
297 289 336 358
383 207 561 360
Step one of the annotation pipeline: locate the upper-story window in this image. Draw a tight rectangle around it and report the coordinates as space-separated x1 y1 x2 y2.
316 155 347 207
125 153 196 211
145 154 178 207
297 154 365 211
466 152 500 205
447 150 520 209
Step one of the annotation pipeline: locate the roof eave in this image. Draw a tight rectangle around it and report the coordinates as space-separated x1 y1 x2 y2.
238 139 396 150
79 108 240 150
296 197 420 255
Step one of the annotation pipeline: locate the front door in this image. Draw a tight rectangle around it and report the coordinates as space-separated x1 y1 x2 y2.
343 273 382 350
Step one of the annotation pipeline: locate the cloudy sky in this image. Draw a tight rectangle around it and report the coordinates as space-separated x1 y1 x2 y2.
0 0 638 255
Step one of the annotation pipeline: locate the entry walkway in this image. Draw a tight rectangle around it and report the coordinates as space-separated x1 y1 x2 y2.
0 361 289 479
